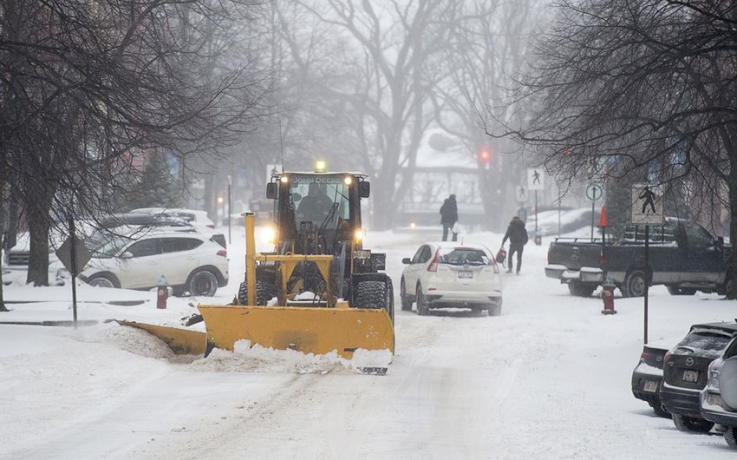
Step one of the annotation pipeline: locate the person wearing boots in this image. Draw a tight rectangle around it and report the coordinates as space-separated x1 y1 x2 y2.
439 194 458 242
501 216 529 274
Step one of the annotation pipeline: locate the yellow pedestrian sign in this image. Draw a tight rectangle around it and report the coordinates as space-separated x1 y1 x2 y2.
631 183 664 225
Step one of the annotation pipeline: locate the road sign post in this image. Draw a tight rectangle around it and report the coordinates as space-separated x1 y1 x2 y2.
527 169 545 236
630 183 663 345
585 183 604 242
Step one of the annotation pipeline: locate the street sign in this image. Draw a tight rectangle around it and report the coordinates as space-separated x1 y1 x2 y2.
527 168 545 191
55 236 92 277
631 183 664 225
515 185 528 203
585 183 604 203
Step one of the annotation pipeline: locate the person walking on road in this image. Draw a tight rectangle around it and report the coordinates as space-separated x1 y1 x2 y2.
439 194 458 242
501 216 529 274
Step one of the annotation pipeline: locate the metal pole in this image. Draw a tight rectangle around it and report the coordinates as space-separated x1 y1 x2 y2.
591 202 595 242
644 225 649 344
69 217 78 330
534 190 538 235
227 175 232 245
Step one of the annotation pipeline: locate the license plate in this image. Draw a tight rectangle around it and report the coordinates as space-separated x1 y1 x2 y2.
353 250 371 259
682 370 699 383
644 380 658 393
458 271 473 279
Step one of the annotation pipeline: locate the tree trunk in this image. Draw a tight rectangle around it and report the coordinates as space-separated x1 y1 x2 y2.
25 187 53 286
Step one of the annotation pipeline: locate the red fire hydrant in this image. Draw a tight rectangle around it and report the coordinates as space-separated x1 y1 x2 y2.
157 275 168 309
601 279 617 315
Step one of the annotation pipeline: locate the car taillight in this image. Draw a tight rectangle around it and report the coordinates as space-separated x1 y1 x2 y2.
427 248 440 272
547 248 551 264
208 224 216 229
640 352 649 363
217 250 227 258
663 350 672 365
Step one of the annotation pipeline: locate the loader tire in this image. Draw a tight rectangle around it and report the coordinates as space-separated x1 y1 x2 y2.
237 275 276 305
355 280 392 321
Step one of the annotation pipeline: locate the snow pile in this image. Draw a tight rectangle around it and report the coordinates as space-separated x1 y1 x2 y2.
186 339 391 375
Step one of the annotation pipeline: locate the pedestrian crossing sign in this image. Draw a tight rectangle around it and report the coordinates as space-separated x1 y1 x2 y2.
631 183 664 225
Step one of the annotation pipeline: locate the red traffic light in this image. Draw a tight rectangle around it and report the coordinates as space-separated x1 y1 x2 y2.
479 149 491 163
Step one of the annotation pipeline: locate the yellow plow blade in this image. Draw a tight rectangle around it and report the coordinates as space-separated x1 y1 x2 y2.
117 320 207 356
198 305 394 360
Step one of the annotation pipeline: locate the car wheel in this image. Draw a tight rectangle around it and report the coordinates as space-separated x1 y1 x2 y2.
622 269 647 298
725 274 736 300
416 284 429 316
568 282 595 297
672 413 714 433
188 270 218 297
725 426 737 447
87 274 120 289
400 278 412 311
650 401 670 418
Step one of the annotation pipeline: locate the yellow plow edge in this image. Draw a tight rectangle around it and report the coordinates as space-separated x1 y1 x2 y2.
198 305 395 359
116 320 207 356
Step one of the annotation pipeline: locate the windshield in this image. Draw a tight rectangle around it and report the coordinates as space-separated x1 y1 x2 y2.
438 248 491 266
93 235 131 258
289 175 350 227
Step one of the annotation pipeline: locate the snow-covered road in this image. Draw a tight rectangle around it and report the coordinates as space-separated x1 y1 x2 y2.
3 227 737 459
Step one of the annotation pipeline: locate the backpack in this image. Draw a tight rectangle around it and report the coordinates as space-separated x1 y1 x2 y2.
521 228 529 245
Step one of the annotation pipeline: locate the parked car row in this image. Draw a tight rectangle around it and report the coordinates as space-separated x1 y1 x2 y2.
3 208 228 297
631 321 737 448
399 242 504 317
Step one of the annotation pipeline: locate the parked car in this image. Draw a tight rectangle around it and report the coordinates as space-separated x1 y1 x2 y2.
631 338 672 417
399 242 503 316
72 231 229 296
660 321 737 433
700 338 737 447
3 212 195 272
535 207 601 237
545 217 731 297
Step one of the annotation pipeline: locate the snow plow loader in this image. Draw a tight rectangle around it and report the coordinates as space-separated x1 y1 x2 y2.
121 167 395 371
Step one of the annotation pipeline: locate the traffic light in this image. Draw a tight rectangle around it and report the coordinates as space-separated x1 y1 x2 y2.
479 148 491 164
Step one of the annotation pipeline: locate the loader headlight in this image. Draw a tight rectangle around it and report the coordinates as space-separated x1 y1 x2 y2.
354 228 366 242
344 176 353 185
315 160 327 173
280 175 289 184
263 227 277 244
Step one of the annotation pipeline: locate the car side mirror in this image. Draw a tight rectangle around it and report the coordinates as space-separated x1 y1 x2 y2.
402 257 411 264
119 252 133 259
359 182 370 198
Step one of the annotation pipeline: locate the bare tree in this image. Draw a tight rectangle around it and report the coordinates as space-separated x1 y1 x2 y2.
506 0 737 295
0 0 271 286
274 0 456 229
435 0 547 230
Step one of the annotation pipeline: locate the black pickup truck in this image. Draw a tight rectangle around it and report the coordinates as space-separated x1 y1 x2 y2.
545 218 732 297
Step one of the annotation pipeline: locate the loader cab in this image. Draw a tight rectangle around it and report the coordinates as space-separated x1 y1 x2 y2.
268 172 367 253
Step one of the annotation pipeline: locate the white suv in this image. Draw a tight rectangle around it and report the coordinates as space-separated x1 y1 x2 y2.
77 231 228 296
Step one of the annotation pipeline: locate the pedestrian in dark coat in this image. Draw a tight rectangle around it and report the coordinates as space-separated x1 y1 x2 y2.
501 216 528 274
439 194 458 241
